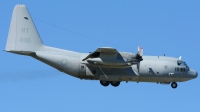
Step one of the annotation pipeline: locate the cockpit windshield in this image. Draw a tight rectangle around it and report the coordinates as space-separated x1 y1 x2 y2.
177 60 189 69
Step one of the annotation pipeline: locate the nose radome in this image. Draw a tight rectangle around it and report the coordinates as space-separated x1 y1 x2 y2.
196 72 198 78
188 69 198 78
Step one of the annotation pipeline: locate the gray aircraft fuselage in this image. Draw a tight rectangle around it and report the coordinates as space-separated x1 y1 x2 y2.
5 4 198 88
32 46 197 83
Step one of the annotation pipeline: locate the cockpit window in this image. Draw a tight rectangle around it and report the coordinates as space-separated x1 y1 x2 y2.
177 60 189 69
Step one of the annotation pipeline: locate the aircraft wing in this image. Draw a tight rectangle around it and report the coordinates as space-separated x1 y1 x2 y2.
82 47 119 61
82 47 143 68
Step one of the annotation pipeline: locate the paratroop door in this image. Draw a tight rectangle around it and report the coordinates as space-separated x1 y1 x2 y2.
79 64 86 77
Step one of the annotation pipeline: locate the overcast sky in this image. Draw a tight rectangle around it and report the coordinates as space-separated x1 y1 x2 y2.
1 0 200 112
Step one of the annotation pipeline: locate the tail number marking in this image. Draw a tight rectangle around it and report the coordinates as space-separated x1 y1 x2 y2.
21 28 29 33
20 38 31 43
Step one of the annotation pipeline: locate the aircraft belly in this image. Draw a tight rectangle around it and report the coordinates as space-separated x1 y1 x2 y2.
98 68 139 81
138 76 176 82
79 65 140 81
179 78 193 82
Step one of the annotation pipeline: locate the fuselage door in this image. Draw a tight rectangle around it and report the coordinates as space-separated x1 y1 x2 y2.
79 64 86 78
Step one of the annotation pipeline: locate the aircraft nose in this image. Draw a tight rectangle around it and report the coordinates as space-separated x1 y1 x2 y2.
188 69 198 78
196 72 198 78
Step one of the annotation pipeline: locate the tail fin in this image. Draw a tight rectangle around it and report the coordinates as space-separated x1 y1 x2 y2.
5 4 43 53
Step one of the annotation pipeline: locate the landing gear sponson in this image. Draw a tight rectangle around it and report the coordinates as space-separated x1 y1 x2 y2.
100 81 178 88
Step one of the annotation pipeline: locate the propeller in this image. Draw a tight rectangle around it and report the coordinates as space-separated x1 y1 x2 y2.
136 46 143 61
136 46 143 72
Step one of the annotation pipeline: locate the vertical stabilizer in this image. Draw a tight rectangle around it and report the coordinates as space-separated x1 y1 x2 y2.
5 4 43 52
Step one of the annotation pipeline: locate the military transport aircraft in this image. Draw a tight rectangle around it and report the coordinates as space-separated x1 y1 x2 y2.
5 4 198 88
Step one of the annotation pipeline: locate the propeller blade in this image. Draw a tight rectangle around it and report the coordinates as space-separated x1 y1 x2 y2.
137 46 143 56
136 46 143 62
